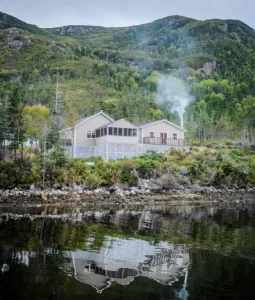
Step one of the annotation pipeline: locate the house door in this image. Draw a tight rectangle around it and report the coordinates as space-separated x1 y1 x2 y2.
160 132 167 144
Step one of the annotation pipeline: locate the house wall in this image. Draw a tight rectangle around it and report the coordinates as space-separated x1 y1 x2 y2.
139 122 185 143
96 119 138 145
75 114 111 146
96 135 138 145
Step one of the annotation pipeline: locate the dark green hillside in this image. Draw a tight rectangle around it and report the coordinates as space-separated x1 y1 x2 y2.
0 11 51 37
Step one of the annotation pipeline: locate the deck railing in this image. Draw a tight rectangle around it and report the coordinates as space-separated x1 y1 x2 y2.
143 137 185 146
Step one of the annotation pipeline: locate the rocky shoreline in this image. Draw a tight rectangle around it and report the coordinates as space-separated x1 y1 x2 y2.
0 183 255 206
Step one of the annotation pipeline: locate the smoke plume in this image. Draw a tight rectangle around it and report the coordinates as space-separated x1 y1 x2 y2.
156 74 194 128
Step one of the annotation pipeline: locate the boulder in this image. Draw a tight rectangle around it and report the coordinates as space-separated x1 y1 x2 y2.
40 193 48 201
8 28 24 35
9 40 24 50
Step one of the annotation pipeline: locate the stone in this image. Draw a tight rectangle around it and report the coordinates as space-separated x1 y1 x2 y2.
9 40 24 50
115 189 125 197
53 183 61 189
7 28 24 35
41 193 48 201
30 184 35 190
4 36 14 42
130 190 136 196
72 183 77 190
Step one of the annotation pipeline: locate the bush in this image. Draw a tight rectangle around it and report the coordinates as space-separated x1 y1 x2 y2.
136 159 157 178
120 170 138 186
140 150 165 162
0 159 34 189
85 174 103 189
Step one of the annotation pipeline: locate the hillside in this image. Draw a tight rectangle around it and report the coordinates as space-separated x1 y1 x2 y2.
45 15 255 73
0 11 255 143
0 11 51 37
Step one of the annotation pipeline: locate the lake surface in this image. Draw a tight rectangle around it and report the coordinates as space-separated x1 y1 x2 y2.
0 202 255 299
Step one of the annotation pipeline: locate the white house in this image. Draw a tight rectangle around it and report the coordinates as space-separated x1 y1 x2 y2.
60 111 187 160
62 237 189 293
137 119 185 146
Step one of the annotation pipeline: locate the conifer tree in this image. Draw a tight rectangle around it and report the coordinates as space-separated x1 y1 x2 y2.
7 83 26 160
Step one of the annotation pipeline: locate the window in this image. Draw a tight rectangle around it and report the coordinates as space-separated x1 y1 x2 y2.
150 131 154 138
114 128 118 136
173 133 177 140
96 129 100 138
104 128 107 135
133 129 137 136
118 128 123 136
100 128 104 136
87 130 96 139
128 129 133 136
109 127 113 135
124 128 128 136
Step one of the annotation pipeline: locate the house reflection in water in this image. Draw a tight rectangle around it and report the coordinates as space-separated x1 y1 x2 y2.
62 237 189 293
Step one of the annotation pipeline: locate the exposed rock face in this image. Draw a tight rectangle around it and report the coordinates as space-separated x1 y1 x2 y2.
4 36 13 42
48 25 105 36
168 20 180 28
48 40 70 52
197 61 217 75
0 27 70 53
9 40 24 50
7 28 24 35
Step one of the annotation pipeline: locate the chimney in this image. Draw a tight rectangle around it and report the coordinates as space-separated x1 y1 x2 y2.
180 116 184 129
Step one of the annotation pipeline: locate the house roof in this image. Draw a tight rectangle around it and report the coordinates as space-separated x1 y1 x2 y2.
60 111 114 132
95 119 136 130
137 119 186 132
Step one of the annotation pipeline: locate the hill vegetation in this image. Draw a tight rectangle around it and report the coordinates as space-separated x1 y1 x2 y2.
0 11 255 167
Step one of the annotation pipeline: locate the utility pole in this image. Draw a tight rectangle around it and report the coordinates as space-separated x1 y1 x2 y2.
42 127 47 188
55 79 59 114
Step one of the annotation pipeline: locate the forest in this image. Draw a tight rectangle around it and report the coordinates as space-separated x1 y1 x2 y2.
0 11 255 188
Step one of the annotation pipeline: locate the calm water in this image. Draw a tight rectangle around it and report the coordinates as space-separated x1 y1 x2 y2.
0 202 255 299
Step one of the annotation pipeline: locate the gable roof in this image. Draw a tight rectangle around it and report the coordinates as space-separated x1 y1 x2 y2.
60 111 114 132
137 119 186 132
75 111 114 127
95 119 136 130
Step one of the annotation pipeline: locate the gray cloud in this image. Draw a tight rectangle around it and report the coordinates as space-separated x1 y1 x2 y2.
0 0 254 29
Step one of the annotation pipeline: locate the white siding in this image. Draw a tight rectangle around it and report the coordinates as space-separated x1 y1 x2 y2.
96 135 138 145
75 114 111 146
139 121 185 143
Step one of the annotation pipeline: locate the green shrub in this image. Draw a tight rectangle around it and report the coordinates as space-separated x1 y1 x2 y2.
120 170 138 186
140 150 165 162
136 159 157 178
0 159 34 189
85 174 103 189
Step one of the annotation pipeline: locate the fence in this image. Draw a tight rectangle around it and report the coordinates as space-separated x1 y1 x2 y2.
64 143 189 161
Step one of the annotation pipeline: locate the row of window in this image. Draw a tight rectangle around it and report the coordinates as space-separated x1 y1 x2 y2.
88 128 137 138
149 131 178 139
108 127 137 137
87 129 178 139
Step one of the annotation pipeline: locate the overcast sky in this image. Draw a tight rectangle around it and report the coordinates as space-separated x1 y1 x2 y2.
0 0 254 29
